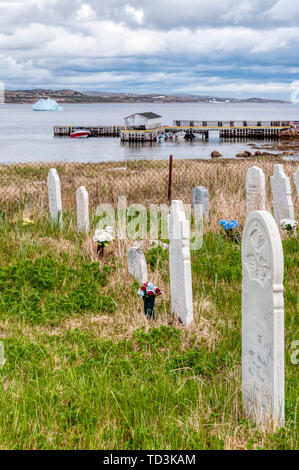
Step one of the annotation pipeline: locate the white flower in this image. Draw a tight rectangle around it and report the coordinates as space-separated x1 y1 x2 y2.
93 227 114 243
137 289 144 298
146 282 155 290
280 219 297 230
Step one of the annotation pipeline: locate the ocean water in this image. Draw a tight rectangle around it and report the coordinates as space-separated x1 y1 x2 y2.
0 102 298 164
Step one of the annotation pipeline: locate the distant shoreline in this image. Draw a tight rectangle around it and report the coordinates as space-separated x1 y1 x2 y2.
4 89 289 105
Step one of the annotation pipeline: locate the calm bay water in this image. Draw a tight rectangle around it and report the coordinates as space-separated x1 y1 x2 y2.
0 102 298 163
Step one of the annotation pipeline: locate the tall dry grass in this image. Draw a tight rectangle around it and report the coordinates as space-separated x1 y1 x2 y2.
0 158 298 232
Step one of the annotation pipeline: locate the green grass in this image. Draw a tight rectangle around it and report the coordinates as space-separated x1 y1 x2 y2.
0 213 298 449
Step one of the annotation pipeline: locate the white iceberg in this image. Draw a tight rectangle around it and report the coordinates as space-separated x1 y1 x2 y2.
32 98 63 111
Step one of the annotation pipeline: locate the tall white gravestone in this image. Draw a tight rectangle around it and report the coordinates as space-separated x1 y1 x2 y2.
242 210 284 428
294 167 299 198
246 166 266 215
168 200 193 326
76 186 89 232
47 168 62 224
192 186 209 218
270 164 294 224
127 246 148 283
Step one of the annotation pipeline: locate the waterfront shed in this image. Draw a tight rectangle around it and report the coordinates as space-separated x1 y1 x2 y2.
124 112 162 130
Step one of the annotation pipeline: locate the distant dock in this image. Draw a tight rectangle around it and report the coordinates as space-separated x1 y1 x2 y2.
54 119 293 142
54 125 122 137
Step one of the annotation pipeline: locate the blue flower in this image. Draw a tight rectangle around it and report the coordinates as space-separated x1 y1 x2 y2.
220 219 239 231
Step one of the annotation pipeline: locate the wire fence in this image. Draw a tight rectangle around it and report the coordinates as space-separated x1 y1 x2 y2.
0 157 298 230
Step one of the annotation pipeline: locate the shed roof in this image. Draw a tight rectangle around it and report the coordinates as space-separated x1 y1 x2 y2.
125 112 162 120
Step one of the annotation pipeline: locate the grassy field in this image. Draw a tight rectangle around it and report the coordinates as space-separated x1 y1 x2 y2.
0 159 298 450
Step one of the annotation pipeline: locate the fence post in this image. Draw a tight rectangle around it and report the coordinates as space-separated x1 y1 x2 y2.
168 155 173 204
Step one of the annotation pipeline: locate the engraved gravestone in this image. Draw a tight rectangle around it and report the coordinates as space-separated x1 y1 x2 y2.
192 186 209 218
242 210 284 428
47 168 62 224
127 246 148 283
246 166 266 215
168 200 193 326
270 164 294 224
76 186 89 232
294 167 299 198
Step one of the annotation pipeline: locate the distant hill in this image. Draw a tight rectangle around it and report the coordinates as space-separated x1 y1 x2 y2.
4 89 288 104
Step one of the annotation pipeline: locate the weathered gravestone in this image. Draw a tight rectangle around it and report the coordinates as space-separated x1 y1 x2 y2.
270 164 294 224
192 186 209 218
294 167 299 198
168 200 193 326
242 210 284 428
47 168 62 224
128 246 148 283
76 186 89 232
246 166 266 215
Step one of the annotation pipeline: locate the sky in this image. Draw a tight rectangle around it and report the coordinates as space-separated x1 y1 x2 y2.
0 0 299 99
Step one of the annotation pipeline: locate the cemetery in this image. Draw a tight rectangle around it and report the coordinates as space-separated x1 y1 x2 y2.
0 157 298 450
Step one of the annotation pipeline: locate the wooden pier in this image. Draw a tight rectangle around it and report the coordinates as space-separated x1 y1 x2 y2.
54 125 122 137
54 120 292 142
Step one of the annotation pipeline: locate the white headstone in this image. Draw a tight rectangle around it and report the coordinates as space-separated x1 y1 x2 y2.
192 186 209 218
128 246 148 283
76 186 89 232
168 200 193 326
47 168 62 224
242 210 284 428
294 167 299 198
246 166 266 214
270 164 294 224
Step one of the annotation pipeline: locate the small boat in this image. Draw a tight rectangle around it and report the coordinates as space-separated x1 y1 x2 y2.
190 132 202 140
166 132 174 140
175 131 186 140
157 133 166 142
70 129 90 138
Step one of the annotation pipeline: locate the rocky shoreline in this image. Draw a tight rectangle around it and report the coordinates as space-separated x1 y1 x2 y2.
210 134 299 159
278 128 299 139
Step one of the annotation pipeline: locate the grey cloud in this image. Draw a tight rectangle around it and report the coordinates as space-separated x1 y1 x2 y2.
0 0 298 99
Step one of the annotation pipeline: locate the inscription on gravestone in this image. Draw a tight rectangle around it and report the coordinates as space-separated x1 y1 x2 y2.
246 166 266 215
76 186 89 232
242 210 284 428
270 164 294 224
47 168 62 224
127 246 148 283
168 200 193 326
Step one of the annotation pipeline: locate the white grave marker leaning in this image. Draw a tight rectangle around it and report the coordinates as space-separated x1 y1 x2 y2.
246 166 266 214
242 210 284 428
127 246 148 283
270 164 294 224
